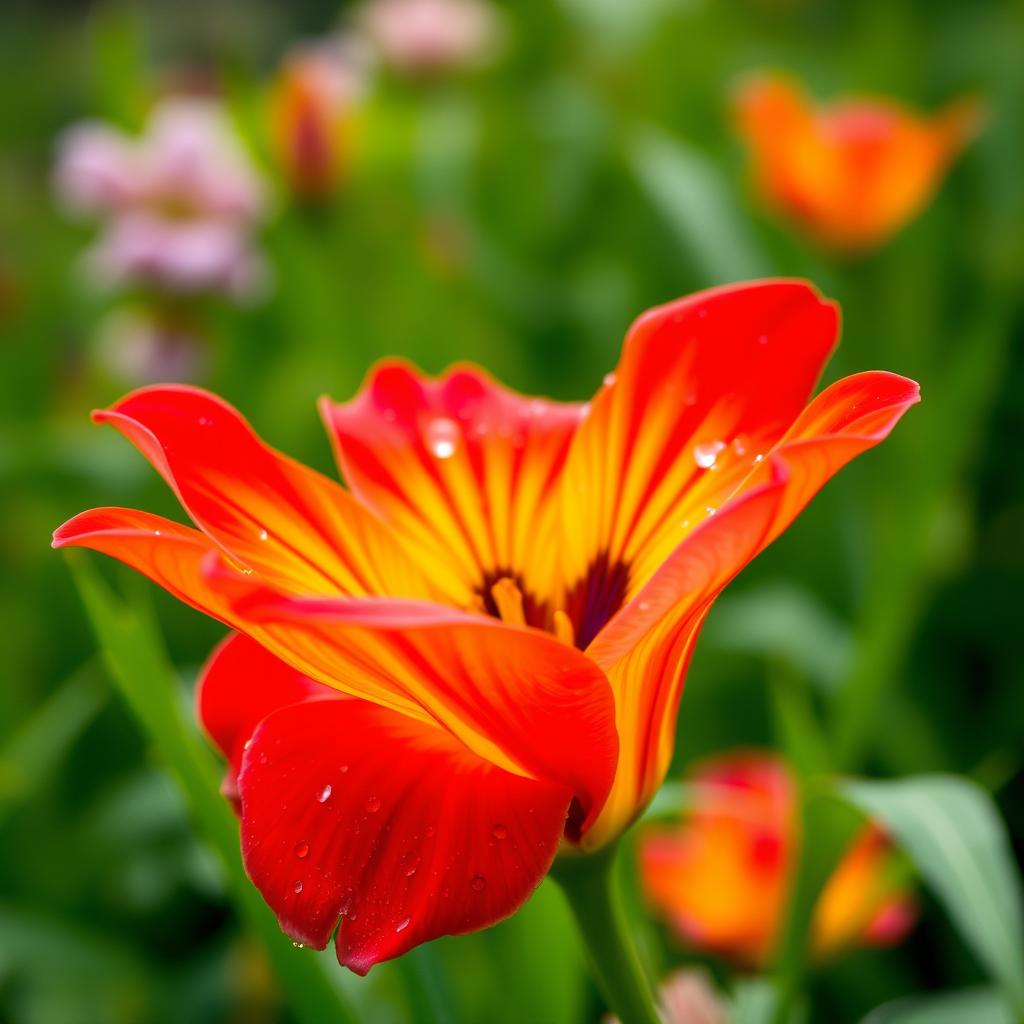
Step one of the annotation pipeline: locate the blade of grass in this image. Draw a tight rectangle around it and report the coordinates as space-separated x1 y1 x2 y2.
0 661 106 829
66 554 361 1024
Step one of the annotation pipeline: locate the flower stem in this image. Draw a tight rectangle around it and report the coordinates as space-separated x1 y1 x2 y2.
552 844 662 1024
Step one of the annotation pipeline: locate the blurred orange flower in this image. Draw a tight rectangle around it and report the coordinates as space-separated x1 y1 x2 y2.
269 39 367 203
732 72 984 252
640 752 916 966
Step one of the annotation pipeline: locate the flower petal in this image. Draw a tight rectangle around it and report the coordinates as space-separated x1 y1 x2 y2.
93 385 437 601
53 506 238 620
238 696 573 973
583 370 919 846
55 507 617 824
321 362 584 612
196 632 336 805
226 589 618 833
558 279 838 644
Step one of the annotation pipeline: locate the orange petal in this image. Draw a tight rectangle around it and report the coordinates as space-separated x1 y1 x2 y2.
54 507 618 825
638 753 796 965
225 588 618 832
583 371 919 846
93 385 440 601
321 362 584 616
812 826 917 957
559 279 838 649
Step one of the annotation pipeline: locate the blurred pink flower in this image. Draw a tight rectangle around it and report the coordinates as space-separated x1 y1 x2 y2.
94 307 207 385
55 98 269 300
361 0 498 75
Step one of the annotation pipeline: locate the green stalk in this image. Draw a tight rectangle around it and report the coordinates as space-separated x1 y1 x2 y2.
552 844 662 1024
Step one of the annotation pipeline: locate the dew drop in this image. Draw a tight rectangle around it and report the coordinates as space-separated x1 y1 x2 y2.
579 402 592 417
243 739 252 750
154 529 161 536
637 600 651 612
294 841 309 859
470 874 487 892
492 824 509 840
293 880 304 894
402 853 420 877
258 752 269 765
292 941 304 949
731 434 749 456
680 519 690 529
426 418 460 459
317 784 332 803
340 764 349 774
424 825 436 838
693 440 726 469
603 372 617 387
339 892 354 917
528 399 547 417
395 916 411 933
241 567 254 576
705 506 717 516
259 528 268 541
198 416 212 427
365 795 381 814
753 453 764 463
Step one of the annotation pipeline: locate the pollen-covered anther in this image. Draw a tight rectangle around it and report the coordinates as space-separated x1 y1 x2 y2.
489 576 526 627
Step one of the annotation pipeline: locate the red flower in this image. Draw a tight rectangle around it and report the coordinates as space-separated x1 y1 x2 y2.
54 280 918 972
640 752 917 966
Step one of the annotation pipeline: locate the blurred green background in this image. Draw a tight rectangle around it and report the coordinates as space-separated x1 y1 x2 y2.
2 0 1022 1022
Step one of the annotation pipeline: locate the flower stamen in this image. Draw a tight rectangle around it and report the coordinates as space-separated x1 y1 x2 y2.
489 576 526 627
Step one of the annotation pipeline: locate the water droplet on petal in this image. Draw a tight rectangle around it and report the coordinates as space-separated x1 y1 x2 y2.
705 506 717 516
492 824 508 840
317 784 332 803
753 453 764 463
731 434 749 456
154 529 161 536
693 440 726 469
395 917 411 933
339 892 354 917
402 853 420 877
365 795 381 813
293 881 304 894
470 874 487 892
295 841 309 859
529 399 547 417
424 825 436 838
637 600 651 612
243 739 252 750
258 752 269 765
292 941 304 949
603 372 617 387
259 528 268 541
426 418 459 459
339 764 349 774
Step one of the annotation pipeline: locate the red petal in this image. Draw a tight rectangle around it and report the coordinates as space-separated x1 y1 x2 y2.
196 633 336 804
54 508 618 827
321 362 584 609
238 697 573 973
584 371 918 845
53 507 239 620
559 280 839 622
226 589 618 833
93 385 438 601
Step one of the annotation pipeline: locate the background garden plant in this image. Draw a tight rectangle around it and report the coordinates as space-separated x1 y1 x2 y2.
3 0 1023 1022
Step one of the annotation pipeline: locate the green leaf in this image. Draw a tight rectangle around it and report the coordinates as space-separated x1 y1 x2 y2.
840 775 1024 1017
860 987 1014 1024
628 127 769 286
0 661 106 829
66 555 362 1024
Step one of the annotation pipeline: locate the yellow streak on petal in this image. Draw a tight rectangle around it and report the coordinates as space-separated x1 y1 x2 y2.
552 609 575 646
